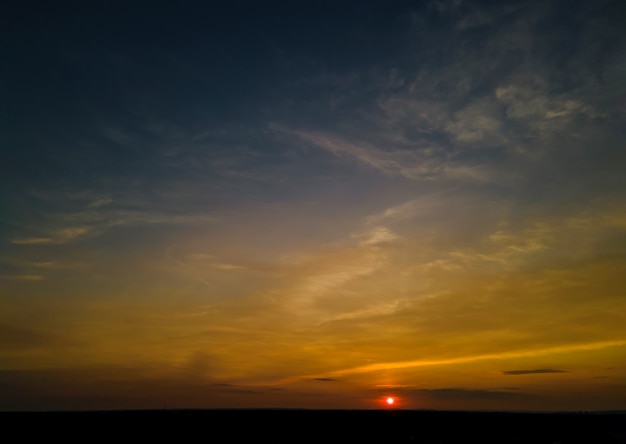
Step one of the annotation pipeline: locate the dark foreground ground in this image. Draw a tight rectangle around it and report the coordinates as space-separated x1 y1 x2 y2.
3 410 625 443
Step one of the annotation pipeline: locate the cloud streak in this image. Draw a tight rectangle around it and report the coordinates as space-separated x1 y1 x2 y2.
0 274 44 281
502 369 566 375
312 340 626 380
279 128 492 183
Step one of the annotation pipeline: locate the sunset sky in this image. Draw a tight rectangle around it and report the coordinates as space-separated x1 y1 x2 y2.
2 0 626 411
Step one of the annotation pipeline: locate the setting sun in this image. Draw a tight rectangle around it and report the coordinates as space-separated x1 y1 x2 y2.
386 397 395 406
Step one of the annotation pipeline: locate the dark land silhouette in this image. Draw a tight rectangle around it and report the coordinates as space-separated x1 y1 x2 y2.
3 409 625 443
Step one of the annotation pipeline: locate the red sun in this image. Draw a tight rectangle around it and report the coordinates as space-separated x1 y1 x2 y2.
385 397 395 406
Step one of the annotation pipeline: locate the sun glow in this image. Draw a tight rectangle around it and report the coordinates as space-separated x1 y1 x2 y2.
386 397 395 406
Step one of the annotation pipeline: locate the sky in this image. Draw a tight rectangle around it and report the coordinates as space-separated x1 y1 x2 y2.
1 0 626 411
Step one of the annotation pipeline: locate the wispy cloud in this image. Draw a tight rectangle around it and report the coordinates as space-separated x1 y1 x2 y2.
0 274 44 281
353 226 398 246
445 99 505 145
22 261 84 270
86 197 113 209
280 129 416 177
443 204 626 271
275 127 490 183
364 190 456 225
297 262 380 304
502 368 566 375
283 242 392 316
320 299 403 324
213 263 247 271
184 253 248 271
11 207 215 246
12 227 89 245
11 237 54 245
319 340 626 379
495 84 601 131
